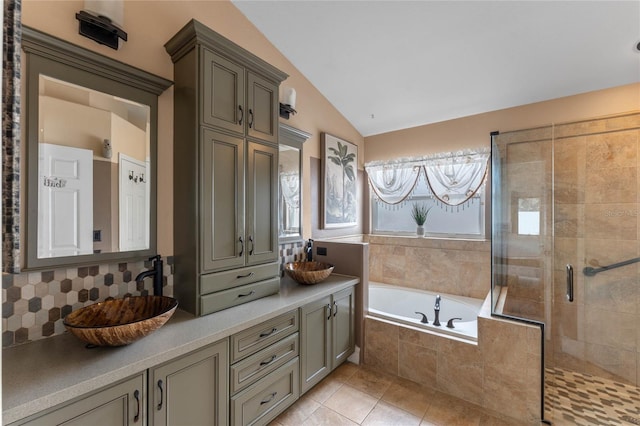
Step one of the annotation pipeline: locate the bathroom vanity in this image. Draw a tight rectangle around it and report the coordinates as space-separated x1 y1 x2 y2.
3 275 358 425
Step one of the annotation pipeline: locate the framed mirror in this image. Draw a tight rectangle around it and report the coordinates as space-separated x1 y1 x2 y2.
21 27 172 270
278 123 310 243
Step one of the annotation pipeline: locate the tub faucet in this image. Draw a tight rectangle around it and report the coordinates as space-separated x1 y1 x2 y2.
135 255 164 296
433 295 441 326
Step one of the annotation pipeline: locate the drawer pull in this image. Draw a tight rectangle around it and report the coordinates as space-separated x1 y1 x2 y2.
157 379 164 410
238 105 243 125
260 391 277 405
133 390 140 422
259 327 277 338
237 272 255 279
260 354 277 366
326 303 332 320
238 236 244 257
333 301 338 317
238 291 256 298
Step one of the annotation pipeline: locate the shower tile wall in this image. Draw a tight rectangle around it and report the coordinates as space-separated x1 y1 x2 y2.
2 258 174 347
366 235 490 300
552 113 640 387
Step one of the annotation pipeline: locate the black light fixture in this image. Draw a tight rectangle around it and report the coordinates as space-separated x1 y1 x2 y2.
75 9 127 50
279 87 297 119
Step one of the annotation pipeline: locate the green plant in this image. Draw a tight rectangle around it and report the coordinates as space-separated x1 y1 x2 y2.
410 203 432 226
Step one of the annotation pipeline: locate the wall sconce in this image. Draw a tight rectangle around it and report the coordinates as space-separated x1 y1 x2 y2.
76 1 127 50
280 87 297 119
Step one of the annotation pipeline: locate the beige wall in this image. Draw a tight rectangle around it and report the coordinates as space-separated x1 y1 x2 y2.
22 0 365 253
365 83 640 161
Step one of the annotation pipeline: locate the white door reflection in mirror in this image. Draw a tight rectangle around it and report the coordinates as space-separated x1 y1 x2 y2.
38 75 151 257
38 143 93 258
119 154 149 251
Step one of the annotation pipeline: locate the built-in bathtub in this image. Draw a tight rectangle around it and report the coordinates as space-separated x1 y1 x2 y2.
367 282 484 341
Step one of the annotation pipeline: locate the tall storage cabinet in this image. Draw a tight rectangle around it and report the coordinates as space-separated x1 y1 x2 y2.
165 19 288 316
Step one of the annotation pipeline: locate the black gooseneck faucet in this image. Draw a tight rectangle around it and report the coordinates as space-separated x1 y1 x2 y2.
134 255 164 296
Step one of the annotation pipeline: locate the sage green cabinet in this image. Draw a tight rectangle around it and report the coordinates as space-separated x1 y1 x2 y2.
149 340 229 426
229 310 300 426
300 286 355 394
10 374 145 426
166 19 287 316
200 129 278 271
201 46 278 145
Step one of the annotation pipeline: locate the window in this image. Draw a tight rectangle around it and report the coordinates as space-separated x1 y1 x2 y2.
371 176 485 238
516 197 540 235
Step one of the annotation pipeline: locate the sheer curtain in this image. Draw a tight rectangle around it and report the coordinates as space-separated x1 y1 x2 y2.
365 148 490 208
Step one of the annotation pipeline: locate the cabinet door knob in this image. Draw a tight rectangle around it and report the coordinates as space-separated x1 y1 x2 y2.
238 105 244 125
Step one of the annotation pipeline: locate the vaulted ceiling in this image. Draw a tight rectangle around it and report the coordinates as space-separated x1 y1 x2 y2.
232 1 640 136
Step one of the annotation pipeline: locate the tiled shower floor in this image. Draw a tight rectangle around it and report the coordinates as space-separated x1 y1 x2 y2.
545 367 640 425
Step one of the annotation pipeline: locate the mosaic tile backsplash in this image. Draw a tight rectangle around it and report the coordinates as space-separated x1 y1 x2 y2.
2 243 306 347
2 258 174 347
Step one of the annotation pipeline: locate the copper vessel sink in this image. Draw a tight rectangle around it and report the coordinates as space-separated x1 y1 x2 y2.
63 296 178 346
284 261 334 285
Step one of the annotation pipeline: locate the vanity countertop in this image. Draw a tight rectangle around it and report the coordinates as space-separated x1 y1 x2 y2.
2 274 359 424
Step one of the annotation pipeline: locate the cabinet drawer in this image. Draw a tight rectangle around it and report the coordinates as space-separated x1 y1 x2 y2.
231 309 298 363
230 333 298 394
201 263 279 294
230 358 299 426
200 277 280 315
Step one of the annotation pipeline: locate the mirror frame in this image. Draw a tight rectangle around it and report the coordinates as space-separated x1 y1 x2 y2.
278 123 310 244
21 26 172 270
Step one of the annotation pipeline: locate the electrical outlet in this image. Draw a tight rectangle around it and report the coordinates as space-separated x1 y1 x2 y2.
317 247 327 256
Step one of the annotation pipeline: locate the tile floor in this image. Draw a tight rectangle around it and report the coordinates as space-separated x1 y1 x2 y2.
269 362 521 426
545 367 640 426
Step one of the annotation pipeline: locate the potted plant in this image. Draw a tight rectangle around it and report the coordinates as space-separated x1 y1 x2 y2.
411 202 432 237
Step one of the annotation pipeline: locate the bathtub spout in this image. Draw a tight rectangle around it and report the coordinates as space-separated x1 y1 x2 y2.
414 312 429 324
433 295 441 326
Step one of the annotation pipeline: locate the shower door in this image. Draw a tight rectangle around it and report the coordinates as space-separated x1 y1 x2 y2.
492 112 640 425
547 115 640 425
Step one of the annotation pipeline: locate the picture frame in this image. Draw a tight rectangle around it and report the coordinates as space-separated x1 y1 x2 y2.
322 133 358 228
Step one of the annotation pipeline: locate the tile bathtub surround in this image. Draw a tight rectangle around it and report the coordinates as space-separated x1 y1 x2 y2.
2 258 174 347
363 307 542 424
270 361 521 426
365 235 490 300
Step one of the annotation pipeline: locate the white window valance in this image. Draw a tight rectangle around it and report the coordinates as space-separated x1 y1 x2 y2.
364 148 490 207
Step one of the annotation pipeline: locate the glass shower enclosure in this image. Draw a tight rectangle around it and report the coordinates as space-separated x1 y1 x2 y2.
491 112 640 424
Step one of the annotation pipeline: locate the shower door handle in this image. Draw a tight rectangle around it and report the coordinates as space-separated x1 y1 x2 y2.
566 264 574 302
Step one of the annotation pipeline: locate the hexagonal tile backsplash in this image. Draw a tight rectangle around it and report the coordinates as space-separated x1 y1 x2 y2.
2 244 304 348
2 258 174 347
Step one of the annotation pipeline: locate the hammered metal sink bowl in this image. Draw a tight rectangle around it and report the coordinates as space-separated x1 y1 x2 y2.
63 296 178 347
284 261 334 285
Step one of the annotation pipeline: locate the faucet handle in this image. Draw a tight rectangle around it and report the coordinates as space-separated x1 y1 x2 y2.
446 318 462 329
414 312 429 324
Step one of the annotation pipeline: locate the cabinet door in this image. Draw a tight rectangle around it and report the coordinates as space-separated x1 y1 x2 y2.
332 287 355 368
202 129 245 272
15 374 144 426
246 72 278 144
202 48 245 134
149 340 229 426
245 141 278 266
300 296 332 394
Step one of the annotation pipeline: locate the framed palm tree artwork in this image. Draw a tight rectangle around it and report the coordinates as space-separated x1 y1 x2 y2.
322 133 358 228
